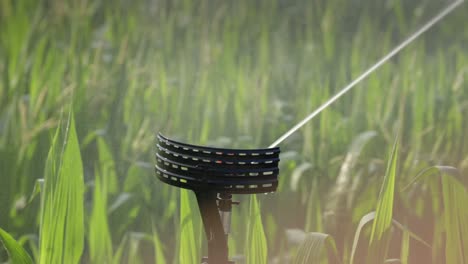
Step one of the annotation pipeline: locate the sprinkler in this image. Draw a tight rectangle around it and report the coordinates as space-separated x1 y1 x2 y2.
155 133 280 264
154 1 463 262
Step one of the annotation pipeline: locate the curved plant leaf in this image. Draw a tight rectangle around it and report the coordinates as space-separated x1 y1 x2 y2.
326 130 378 241
28 178 44 203
350 211 430 264
293 232 340 264
330 131 377 204
0 227 33 264
290 162 313 191
350 212 376 264
402 165 463 192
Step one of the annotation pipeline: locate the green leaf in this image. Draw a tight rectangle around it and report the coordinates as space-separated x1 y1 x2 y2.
39 111 84 264
290 162 313 192
179 189 199 264
367 138 398 263
108 193 133 214
88 138 115 263
97 138 119 194
0 227 33 264
400 223 410 264
402 165 467 263
402 166 464 192
350 212 375 264
293 232 340 264
441 172 468 263
351 211 429 264
332 131 377 197
28 178 44 203
245 195 268 264
152 219 167 264
326 130 377 233
88 172 113 263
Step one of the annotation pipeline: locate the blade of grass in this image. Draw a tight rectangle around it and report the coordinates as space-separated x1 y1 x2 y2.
0 227 33 264
88 138 115 262
89 171 113 263
401 165 467 262
367 138 399 263
441 172 468 263
245 195 268 264
96 138 119 194
351 211 430 264
151 218 167 264
39 110 84 264
179 189 199 264
350 212 375 264
400 223 410 264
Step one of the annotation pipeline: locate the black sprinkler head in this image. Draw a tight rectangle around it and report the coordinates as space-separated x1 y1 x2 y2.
155 133 280 194
155 133 280 264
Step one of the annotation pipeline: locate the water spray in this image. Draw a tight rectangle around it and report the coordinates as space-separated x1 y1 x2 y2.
269 0 464 148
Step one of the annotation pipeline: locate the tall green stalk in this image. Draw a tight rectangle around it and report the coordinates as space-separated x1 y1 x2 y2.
39 111 84 264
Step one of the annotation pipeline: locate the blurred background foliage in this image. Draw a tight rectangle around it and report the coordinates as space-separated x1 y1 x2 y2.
0 0 467 263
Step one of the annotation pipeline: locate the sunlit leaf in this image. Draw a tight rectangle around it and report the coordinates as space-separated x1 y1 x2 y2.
0 227 33 264
367 138 398 263
179 190 200 264
89 172 113 263
245 195 268 264
39 111 84 264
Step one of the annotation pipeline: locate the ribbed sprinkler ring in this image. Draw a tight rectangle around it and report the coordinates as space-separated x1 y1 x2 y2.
155 133 280 264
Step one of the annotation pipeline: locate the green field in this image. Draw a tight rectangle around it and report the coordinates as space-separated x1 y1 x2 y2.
0 0 467 263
